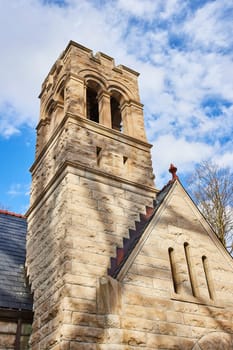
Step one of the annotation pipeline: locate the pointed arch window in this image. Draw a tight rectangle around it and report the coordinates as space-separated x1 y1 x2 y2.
168 247 178 294
184 242 197 297
202 255 214 300
86 87 99 123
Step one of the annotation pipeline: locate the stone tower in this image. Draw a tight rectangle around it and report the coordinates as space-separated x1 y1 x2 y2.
26 41 156 349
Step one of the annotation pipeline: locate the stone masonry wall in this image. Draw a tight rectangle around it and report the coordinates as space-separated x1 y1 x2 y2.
36 41 148 156
116 182 233 349
27 40 156 349
27 40 233 349
27 165 155 349
30 114 155 207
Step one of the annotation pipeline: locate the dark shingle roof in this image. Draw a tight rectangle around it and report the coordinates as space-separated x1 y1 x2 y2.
0 210 33 311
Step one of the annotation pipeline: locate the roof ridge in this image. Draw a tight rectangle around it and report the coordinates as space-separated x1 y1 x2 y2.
0 209 26 219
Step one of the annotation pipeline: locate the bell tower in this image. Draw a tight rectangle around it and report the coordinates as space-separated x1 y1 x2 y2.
26 41 156 349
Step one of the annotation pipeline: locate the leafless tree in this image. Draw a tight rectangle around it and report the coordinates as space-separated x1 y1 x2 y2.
188 161 233 255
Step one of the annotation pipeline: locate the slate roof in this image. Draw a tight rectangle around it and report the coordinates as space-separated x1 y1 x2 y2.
108 181 174 278
0 210 33 311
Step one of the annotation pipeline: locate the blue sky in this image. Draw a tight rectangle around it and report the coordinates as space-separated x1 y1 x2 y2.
0 0 232 214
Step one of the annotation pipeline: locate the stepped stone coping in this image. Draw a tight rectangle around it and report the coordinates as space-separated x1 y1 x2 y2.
108 182 174 278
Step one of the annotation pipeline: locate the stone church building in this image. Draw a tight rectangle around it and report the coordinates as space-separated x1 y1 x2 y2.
1 40 233 349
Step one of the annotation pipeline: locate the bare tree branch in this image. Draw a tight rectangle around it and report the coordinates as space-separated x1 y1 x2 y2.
188 161 233 255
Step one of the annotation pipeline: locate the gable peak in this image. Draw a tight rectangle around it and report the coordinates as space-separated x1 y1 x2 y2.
169 163 179 183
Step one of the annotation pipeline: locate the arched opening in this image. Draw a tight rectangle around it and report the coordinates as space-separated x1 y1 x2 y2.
46 99 56 119
184 242 197 297
58 87 64 103
86 87 99 123
110 96 122 132
55 78 65 106
168 247 178 294
202 255 214 300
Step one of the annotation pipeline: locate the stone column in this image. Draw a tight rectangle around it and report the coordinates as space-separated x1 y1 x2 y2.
121 102 132 137
98 91 112 128
121 101 147 141
64 74 85 117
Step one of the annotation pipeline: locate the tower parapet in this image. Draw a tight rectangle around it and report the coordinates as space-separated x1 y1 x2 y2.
37 41 147 154
30 41 155 208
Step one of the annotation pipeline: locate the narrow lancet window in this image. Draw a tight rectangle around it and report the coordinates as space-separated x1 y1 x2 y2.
202 256 214 300
184 242 197 297
168 247 178 293
111 97 122 131
87 88 99 123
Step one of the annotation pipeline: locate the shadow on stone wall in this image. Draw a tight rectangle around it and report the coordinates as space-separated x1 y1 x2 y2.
27 113 233 349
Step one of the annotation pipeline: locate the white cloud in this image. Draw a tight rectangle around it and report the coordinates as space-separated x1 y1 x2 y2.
152 134 213 187
0 0 232 190
116 0 160 19
7 183 29 197
216 153 233 169
160 0 184 19
0 0 128 125
0 124 20 139
183 0 233 51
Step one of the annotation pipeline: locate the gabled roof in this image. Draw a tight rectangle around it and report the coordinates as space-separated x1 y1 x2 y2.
0 210 33 311
108 177 233 280
108 182 173 278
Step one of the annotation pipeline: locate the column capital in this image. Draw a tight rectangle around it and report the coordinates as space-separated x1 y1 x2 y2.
98 90 111 100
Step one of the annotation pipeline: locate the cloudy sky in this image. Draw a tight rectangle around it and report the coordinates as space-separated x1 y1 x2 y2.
0 0 232 214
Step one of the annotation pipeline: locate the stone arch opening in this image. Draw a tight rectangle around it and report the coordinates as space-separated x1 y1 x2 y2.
46 98 56 119
56 83 64 104
86 87 99 123
59 88 64 102
110 91 124 132
168 247 178 293
55 77 65 101
110 96 122 131
86 80 102 123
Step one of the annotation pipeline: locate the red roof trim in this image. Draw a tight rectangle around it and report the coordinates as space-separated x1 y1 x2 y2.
0 210 26 219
